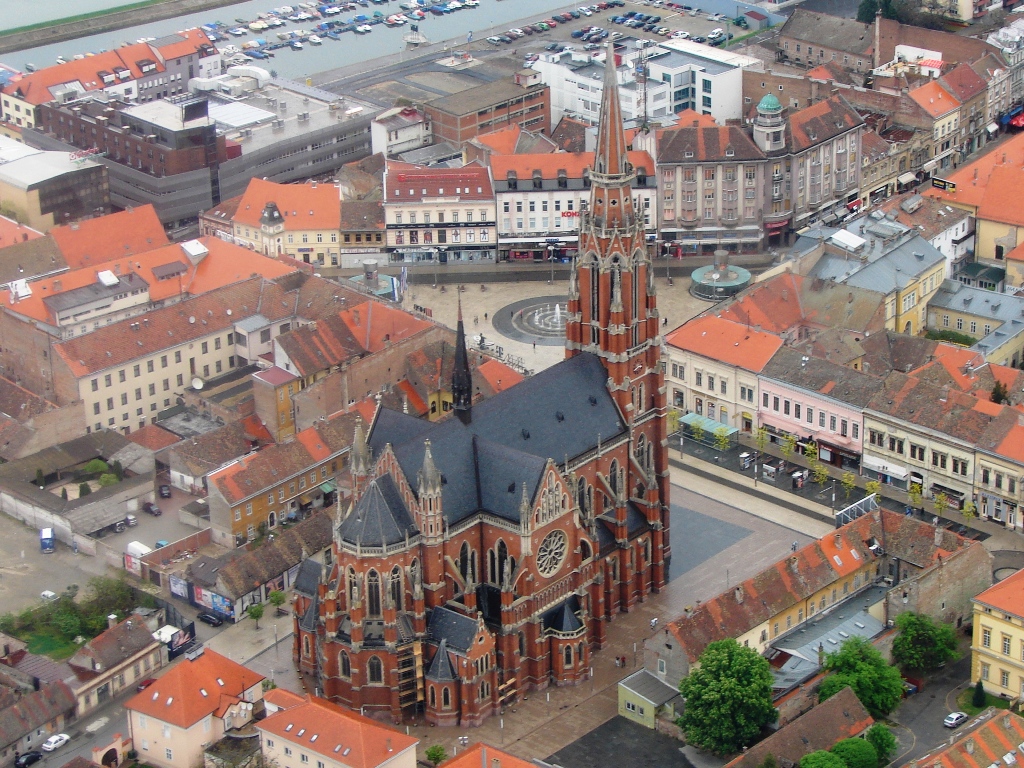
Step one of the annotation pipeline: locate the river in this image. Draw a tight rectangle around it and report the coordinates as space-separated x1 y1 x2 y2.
0 0 576 82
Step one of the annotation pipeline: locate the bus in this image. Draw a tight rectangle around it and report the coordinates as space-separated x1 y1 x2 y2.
39 528 55 553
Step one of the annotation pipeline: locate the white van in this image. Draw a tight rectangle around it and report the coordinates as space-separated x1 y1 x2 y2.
708 27 724 39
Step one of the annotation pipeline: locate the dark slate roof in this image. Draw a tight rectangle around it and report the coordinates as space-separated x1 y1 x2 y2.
425 639 456 682
337 474 418 547
299 592 319 633
762 346 884 408
292 558 322 598
369 352 625 527
427 606 478 655
542 595 583 633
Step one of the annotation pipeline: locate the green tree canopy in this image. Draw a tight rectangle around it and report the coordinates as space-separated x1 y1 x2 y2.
973 679 987 708
818 637 903 719
891 612 958 671
247 603 265 629
679 639 776 754
865 723 898 766
425 746 448 767
832 738 879 768
800 752 846 768
268 590 287 608
78 482 91 497
83 458 109 475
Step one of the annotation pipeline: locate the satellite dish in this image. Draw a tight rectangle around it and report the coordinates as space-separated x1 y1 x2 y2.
188 316 196 324
191 377 204 390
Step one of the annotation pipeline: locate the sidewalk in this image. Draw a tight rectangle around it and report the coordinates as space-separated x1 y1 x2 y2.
203 615 294 666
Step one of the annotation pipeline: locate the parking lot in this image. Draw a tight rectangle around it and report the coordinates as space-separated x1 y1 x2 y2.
93 482 202 554
483 0 766 55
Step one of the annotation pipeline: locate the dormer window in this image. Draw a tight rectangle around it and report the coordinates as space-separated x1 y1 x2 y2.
507 171 517 191
684 150 694 158
557 170 568 189
532 171 543 190
725 146 735 157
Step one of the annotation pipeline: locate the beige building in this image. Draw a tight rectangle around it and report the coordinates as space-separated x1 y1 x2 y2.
258 694 418 768
125 647 264 768
68 614 164 716
972 567 1024 698
383 161 497 262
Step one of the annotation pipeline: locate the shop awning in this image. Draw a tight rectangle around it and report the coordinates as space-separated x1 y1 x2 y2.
1011 113 1024 128
681 412 738 436
319 480 336 494
922 159 939 172
861 454 908 479
897 172 917 186
930 484 965 499
298 492 313 504
987 122 999 134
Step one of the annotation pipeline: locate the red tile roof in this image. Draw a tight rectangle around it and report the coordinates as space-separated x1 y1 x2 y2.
974 563 1024 616
909 80 960 119
926 132 1024 212
665 314 782 372
263 688 305 711
154 28 214 59
3 49 165 106
907 710 1024 768
125 648 264 729
127 424 181 451
232 178 341 231
442 744 534 768
258 696 417 768
975 164 1024 228
50 206 169 268
386 162 493 202
940 62 988 104
477 358 523 394
0 215 43 250
490 150 654 179
788 96 864 152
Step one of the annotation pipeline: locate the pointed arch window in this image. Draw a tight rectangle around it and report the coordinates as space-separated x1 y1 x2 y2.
390 566 403 610
459 542 471 582
368 656 383 684
367 570 381 617
609 460 619 496
442 687 451 709
340 651 351 678
497 540 509 586
564 645 573 667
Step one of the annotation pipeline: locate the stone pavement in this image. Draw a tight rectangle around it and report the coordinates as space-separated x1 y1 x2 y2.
204 614 295 666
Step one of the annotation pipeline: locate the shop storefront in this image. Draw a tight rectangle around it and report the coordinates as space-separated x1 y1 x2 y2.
929 482 966 510
818 438 861 471
499 236 578 263
861 454 909 490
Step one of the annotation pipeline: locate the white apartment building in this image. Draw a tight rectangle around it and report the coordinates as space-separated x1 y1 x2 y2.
649 40 763 124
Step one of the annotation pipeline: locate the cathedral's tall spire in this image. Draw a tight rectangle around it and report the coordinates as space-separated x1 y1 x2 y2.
593 46 631 181
451 292 472 416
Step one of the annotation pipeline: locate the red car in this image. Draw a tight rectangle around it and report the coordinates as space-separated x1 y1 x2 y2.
136 678 157 692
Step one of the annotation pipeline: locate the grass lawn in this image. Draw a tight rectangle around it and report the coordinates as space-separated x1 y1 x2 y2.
957 687 1012 717
24 631 79 660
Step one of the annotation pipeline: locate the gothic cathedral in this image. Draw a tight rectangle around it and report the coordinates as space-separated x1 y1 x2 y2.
294 48 670 726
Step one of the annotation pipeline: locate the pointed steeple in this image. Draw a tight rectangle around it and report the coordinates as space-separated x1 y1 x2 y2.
351 420 370 476
593 45 632 181
418 439 442 496
451 292 472 416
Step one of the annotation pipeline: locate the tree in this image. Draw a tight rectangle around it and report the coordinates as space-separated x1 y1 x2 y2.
973 679 987 708
781 433 797 459
962 499 977 519
755 427 769 453
51 609 81 639
992 380 1009 405
78 482 91 497
425 746 448 767
799 752 846 768
111 460 124 480
668 408 682 435
691 422 706 445
678 639 776 754
83 458 109 476
803 441 818 461
865 724 898 767
818 638 904 719
908 483 923 510
841 471 856 500
34 468 44 488
247 603 265 629
892 612 958 671
933 492 950 519
865 480 882 498
813 462 830 486
832 738 879 768
759 756 779 768
269 591 287 610
98 474 118 487
856 0 879 21
714 426 731 453
61 487 68 500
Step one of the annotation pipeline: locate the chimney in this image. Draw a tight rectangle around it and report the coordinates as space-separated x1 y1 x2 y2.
386 739 392 753
734 586 744 604
934 527 943 547
107 613 118 629
834 533 842 548
966 741 975 755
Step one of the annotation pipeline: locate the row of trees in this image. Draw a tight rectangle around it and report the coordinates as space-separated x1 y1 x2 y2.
678 612 957 756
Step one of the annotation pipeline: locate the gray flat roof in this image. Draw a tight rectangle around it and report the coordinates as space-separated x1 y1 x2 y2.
123 100 214 131
648 47 733 76
43 274 149 314
426 78 542 116
0 136 100 189
619 669 683 706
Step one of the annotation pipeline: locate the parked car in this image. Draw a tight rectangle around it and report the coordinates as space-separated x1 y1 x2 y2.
159 484 172 498
41 735 70 753
143 501 162 516
155 540 169 549
486 35 502 43
944 712 969 729
691 34 706 42
124 514 138 527
40 590 57 602
136 678 157 692
197 612 224 627
15 753 43 768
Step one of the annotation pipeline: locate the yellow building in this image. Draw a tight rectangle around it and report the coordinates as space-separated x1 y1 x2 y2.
617 670 682 729
972 566 1024 699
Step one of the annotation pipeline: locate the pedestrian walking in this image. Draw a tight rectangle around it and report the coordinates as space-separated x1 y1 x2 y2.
533 341 536 351
484 312 488 321
650 617 658 630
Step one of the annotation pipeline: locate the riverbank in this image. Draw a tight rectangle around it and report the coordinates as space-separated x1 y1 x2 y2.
0 0 244 56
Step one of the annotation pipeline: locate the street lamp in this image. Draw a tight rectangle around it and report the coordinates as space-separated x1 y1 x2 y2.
431 247 439 287
548 245 555 284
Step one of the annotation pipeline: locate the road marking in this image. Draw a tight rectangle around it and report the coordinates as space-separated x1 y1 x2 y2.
85 716 109 734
